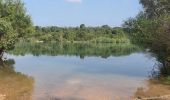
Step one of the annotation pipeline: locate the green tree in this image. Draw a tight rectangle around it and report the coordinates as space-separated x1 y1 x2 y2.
80 24 85 29
123 0 170 82
0 19 16 57
0 0 33 57
139 0 170 18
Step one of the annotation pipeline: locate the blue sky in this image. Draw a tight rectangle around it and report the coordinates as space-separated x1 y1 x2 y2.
23 0 142 27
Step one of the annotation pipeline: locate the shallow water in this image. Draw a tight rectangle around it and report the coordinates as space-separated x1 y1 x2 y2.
6 53 155 100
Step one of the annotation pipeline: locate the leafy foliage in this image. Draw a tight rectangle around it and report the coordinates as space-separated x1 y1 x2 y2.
26 25 129 43
139 0 170 18
0 19 17 52
0 0 34 55
123 0 170 81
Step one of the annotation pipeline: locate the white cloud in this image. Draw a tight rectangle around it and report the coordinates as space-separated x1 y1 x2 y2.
66 0 82 3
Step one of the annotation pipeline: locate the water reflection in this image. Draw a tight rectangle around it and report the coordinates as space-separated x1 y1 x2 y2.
0 59 34 100
150 49 170 82
10 54 155 100
9 42 141 58
131 42 170 99
2 42 168 100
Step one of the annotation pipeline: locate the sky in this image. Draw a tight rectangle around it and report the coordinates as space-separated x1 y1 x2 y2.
23 0 142 27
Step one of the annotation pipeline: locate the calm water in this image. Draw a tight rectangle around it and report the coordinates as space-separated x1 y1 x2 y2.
0 43 157 100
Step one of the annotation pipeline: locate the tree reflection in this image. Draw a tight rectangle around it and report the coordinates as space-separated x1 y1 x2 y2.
149 48 170 84
0 59 34 100
9 42 141 58
134 44 170 99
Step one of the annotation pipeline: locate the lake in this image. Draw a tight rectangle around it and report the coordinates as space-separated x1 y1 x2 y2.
0 43 159 100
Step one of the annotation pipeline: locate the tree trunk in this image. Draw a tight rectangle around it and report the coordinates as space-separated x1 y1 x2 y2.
0 56 4 68
0 49 4 58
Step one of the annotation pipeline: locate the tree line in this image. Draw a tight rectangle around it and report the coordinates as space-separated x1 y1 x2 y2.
0 0 130 58
26 25 129 44
0 0 170 83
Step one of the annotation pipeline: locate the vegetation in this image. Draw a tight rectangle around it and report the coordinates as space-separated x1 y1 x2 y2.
0 0 130 58
26 25 129 44
0 19 16 58
0 0 34 57
0 0 170 85
124 0 170 46
123 0 170 83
